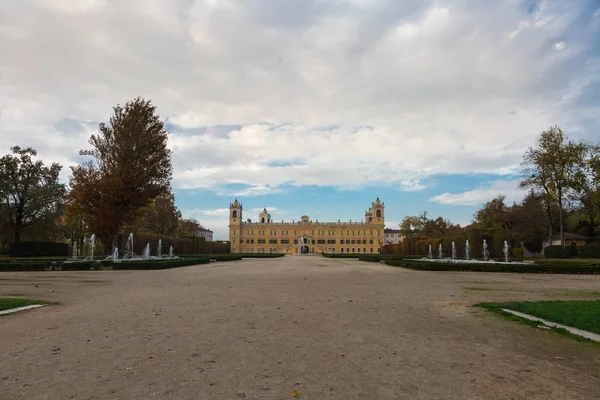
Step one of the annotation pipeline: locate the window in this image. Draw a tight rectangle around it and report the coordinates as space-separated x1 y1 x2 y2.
261 217 265 223
233 230 236 235
369 239 373 244
327 239 336 244
317 239 325 244
258 239 266 244
352 248 355 253
281 239 289 244
363 239 367 244
269 239 277 244
341 248 344 253
346 248 349 253
363 248 366 253
376 210 381 217
232 210 237 218
370 248 373 253
351 239 355 244
294 239 298 244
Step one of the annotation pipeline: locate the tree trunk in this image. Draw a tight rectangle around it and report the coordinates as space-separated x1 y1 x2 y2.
558 190 565 248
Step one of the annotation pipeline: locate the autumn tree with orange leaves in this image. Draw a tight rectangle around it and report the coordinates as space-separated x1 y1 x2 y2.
69 98 173 247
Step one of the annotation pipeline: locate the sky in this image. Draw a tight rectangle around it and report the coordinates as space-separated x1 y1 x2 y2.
1 0 599 240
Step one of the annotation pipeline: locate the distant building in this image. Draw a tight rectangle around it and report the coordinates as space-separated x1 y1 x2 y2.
228 198 386 254
384 228 403 245
196 227 214 242
543 233 588 248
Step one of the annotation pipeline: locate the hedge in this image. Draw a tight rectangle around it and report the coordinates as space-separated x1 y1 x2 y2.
0 256 247 271
544 244 600 259
384 259 600 274
0 262 48 271
322 254 361 258
9 242 71 257
112 258 210 270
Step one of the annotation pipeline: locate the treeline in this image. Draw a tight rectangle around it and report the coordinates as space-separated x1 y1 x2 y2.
0 97 226 257
390 126 599 258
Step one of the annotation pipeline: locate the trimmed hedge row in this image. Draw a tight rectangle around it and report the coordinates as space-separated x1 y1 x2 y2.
113 258 211 270
179 253 284 259
322 254 360 258
384 259 600 274
0 255 247 271
544 244 600 258
9 241 71 257
0 262 48 271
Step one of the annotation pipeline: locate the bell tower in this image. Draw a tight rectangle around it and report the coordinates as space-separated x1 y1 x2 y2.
259 207 271 224
229 199 243 253
372 197 384 225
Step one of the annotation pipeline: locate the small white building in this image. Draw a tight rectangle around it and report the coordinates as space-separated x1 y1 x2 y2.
384 228 403 245
196 227 214 242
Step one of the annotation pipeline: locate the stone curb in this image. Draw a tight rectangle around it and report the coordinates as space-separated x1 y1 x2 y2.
502 308 600 342
0 304 45 315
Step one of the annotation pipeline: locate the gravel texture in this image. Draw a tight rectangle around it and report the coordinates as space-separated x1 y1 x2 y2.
1 256 599 399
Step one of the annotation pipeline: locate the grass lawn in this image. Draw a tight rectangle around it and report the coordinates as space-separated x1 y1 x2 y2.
476 300 600 335
0 298 49 312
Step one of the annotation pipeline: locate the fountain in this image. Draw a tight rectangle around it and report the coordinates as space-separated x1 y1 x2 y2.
113 247 119 263
143 243 150 260
123 233 142 260
169 245 173 258
483 239 489 262
157 239 162 258
84 234 96 261
418 238 526 265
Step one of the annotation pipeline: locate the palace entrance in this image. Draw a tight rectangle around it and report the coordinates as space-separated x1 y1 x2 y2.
300 245 309 254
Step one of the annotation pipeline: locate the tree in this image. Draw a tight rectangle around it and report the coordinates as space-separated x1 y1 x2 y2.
512 191 546 253
129 192 181 236
0 147 65 243
399 212 429 236
69 98 173 247
520 126 588 247
178 218 201 237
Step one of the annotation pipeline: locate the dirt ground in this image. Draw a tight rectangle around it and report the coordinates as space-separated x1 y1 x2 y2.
1 256 599 400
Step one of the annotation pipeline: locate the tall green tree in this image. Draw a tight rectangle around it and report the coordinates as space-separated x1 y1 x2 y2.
520 126 588 247
128 192 181 236
399 211 429 237
69 97 173 247
0 147 65 243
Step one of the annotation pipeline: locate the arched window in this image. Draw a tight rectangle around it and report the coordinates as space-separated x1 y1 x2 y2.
368 217 372 222
261 217 265 223
376 210 381 218
232 210 237 218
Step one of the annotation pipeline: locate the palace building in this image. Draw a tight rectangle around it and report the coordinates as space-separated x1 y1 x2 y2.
228 198 385 254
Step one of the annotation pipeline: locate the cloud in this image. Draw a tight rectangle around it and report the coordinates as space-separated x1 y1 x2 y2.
1 0 599 195
249 207 282 215
199 208 230 217
427 179 526 206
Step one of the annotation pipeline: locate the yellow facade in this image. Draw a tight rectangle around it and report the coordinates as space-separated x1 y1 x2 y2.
228 198 385 254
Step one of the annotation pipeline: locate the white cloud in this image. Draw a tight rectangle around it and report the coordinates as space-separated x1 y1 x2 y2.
0 0 598 194
199 208 230 217
427 180 526 206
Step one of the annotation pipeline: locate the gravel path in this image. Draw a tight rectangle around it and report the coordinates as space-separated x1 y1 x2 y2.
1 256 599 399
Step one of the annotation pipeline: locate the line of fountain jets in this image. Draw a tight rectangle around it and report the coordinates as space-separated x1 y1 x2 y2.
85 233 177 262
425 239 510 263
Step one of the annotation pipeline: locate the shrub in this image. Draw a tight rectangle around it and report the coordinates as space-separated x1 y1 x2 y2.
9 242 71 257
0 262 48 271
384 259 600 274
112 258 210 270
